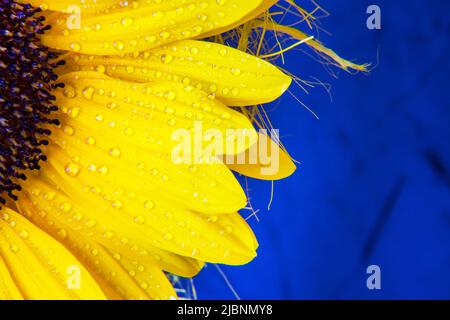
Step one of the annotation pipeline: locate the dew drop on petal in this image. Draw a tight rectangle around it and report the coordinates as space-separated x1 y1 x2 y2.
65 162 81 177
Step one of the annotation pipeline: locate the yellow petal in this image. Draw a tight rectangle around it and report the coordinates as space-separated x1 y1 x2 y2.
228 132 296 180
0 255 23 300
55 71 256 213
196 0 278 39
19 174 257 268
14 199 184 300
41 0 273 55
18 0 123 13
14 70 258 266
64 40 292 106
0 208 106 300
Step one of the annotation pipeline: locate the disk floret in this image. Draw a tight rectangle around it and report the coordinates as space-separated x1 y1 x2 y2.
0 0 64 204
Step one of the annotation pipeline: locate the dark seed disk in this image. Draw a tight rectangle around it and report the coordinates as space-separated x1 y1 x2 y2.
0 0 63 205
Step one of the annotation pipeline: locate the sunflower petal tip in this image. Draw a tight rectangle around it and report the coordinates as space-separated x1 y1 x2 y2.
282 73 293 95
237 248 259 266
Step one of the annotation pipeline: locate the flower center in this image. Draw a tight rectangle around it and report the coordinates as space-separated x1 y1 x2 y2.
0 0 63 205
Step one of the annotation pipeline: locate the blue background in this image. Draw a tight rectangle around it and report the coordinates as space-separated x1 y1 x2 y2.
195 0 450 299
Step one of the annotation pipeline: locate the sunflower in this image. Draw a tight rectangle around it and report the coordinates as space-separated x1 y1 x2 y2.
0 0 364 299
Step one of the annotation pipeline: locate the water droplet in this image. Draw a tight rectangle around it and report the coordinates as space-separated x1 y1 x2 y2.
153 11 164 20
96 65 106 73
103 231 113 239
64 125 74 136
221 112 231 119
44 192 55 200
208 215 218 223
163 233 173 241
85 136 96 146
57 228 68 239
124 127 134 136
18 230 29 239
161 54 173 64
65 162 81 177
230 68 242 76
165 91 176 101
221 225 233 235
70 42 81 51
121 18 134 27
68 107 80 118
140 282 149 290
111 200 123 209
59 202 72 212
63 85 76 98
86 219 96 228
114 41 125 50
82 86 95 100
134 215 145 224
144 201 155 210
109 147 121 158
193 25 203 33
98 166 109 175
